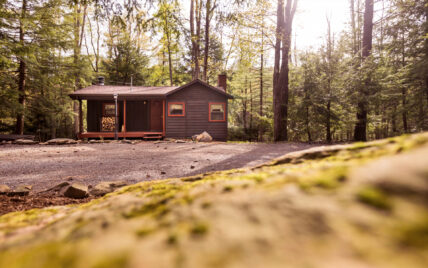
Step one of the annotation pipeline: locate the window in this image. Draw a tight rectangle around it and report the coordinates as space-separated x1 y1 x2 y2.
209 103 226 122
168 102 185 116
103 103 116 116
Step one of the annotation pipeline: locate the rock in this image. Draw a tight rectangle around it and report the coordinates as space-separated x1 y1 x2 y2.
46 182 70 193
89 181 128 196
39 142 48 145
16 185 32 191
0 184 11 194
161 171 166 175
46 138 77 145
191 135 198 141
6 185 32 196
196 131 213 142
14 139 37 145
190 165 195 169
63 183 88 199
89 140 101 144
175 140 186 143
165 138 176 142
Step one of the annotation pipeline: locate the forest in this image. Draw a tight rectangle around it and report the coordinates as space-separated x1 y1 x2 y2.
0 0 427 142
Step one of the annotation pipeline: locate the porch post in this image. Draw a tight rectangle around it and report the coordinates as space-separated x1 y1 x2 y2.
114 94 118 140
78 99 83 136
162 99 166 137
123 99 127 134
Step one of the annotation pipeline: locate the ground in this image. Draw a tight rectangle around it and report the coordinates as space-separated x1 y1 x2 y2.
0 141 313 191
0 141 313 214
0 134 427 268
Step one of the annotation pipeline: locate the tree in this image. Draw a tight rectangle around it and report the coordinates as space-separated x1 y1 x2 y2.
273 0 297 142
354 0 373 141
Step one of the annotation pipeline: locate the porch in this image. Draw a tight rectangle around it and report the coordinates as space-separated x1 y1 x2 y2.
77 98 166 140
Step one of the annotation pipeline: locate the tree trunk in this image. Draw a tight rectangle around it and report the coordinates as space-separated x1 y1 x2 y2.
273 0 283 141
402 88 408 132
164 8 173 86
273 0 297 142
259 27 264 141
195 0 202 80
354 0 373 141
73 1 87 138
203 0 212 82
275 0 297 142
15 0 27 135
424 1 428 127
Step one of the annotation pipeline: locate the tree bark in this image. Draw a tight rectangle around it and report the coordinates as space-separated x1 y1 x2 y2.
274 0 297 142
73 1 87 138
354 0 373 141
15 0 27 135
260 40 263 119
164 7 173 86
202 0 212 82
273 0 283 141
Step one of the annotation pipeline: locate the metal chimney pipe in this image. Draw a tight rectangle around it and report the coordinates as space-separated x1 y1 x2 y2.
98 76 105 86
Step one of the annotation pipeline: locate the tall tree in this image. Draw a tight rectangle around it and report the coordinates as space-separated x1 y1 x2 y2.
273 0 297 142
15 0 27 135
354 0 373 141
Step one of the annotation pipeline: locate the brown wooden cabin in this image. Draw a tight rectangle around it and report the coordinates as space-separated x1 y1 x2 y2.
69 76 233 141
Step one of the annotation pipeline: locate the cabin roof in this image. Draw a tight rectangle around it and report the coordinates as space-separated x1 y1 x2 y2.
69 79 233 99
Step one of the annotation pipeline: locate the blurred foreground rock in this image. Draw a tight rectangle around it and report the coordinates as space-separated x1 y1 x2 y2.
1 133 428 268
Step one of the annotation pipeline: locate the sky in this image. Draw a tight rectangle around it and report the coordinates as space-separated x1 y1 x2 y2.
293 0 350 50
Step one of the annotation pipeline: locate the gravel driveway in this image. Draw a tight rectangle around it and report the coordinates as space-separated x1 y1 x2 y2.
0 141 314 192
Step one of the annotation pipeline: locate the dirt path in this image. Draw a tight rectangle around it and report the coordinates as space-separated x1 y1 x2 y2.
0 141 313 192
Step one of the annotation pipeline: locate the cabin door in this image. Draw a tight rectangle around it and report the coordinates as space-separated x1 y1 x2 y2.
150 100 163 131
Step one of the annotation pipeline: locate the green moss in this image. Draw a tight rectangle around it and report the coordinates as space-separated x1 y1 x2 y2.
135 227 155 238
93 254 129 268
357 187 392 211
397 216 428 248
190 222 209 236
223 185 234 192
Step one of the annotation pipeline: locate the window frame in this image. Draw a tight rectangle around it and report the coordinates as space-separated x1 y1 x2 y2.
209 102 226 122
102 102 116 117
168 102 186 117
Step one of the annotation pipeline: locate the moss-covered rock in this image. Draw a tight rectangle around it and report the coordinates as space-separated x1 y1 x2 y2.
1 133 428 268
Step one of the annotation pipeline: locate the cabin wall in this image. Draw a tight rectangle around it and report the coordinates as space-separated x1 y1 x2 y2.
126 100 150 131
166 84 228 140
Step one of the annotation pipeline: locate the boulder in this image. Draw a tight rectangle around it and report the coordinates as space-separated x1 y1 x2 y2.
89 181 128 196
0 184 10 194
46 138 77 145
14 139 37 145
196 131 213 142
191 135 198 141
63 183 88 199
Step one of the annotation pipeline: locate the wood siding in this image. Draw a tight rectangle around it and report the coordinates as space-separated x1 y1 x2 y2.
126 101 149 131
166 84 228 140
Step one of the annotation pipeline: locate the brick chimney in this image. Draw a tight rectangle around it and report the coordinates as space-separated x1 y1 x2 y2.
217 74 227 92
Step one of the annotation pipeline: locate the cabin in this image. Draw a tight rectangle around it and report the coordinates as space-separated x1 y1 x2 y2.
69 75 233 141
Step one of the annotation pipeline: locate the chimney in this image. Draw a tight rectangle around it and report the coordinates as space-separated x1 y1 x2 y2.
217 74 227 92
97 76 105 86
